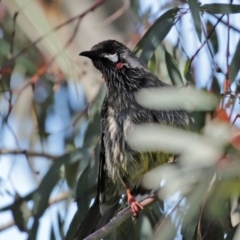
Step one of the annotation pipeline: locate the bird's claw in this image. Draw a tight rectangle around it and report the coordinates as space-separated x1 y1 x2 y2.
130 200 143 217
128 195 144 217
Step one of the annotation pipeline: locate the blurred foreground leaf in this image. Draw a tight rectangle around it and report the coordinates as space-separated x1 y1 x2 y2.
128 123 228 168
136 87 218 111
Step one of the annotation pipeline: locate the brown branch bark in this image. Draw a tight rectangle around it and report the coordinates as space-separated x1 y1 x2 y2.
0 149 60 160
84 195 157 240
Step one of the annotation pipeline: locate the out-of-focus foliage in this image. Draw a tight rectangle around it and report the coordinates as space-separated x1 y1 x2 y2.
1 0 240 240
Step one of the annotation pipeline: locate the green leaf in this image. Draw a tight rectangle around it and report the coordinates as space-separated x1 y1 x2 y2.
32 150 84 219
50 225 57 240
148 52 157 73
184 59 194 85
181 202 198 240
184 59 191 77
28 150 86 240
143 200 164 228
165 49 184 87
0 190 36 212
206 21 219 54
134 8 178 65
82 110 101 147
65 160 80 189
11 196 31 232
189 111 206 132
201 4 240 14
27 219 39 240
181 177 211 240
0 67 11 92
16 55 37 75
211 77 221 95
57 213 64 239
116 217 140 240
230 39 240 82
75 143 99 225
0 39 10 57
76 165 92 221
65 212 79 240
188 0 202 41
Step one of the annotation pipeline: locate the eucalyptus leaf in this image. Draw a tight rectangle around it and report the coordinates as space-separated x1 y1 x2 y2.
74 156 99 236
206 21 219 54
148 52 157 73
116 217 140 240
201 3 240 14
230 39 240 83
134 8 178 65
136 87 218 111
188 0 202 41
65 212 79 240
211 77 221 95
50 225 57 240
31 150 84 229
27 219 39 240
11 197 31 232
165 49 184 87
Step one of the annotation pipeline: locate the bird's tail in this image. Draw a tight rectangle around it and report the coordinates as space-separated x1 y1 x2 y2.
73 198 117 240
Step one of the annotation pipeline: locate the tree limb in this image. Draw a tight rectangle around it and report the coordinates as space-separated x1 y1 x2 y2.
0 149 60 160
84 195 157 240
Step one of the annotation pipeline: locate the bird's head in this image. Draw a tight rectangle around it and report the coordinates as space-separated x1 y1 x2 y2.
79 40 144 84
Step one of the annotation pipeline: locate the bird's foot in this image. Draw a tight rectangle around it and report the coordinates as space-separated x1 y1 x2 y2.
127 189 144 217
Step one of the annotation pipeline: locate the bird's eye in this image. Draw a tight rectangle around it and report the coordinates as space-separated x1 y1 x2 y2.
109 50 116 55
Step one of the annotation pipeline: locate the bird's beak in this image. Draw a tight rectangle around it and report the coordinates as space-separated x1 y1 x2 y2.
79 50 99 59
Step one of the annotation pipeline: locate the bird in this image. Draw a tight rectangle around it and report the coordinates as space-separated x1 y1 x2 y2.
74 40 188 239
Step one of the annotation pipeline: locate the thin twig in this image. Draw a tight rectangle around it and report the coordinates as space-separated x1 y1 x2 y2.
0 149 60 159
189 14 225 71
153 197 184 237
196 175 215 240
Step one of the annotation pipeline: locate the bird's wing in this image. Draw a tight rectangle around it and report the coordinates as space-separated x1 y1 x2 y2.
73 133 118 240
99 97 120 214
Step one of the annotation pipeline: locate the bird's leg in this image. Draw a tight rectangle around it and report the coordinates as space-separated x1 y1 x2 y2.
126 188 144 217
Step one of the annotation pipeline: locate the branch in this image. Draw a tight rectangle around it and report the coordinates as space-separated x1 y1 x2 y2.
84 195 156 240
0 191 70 232
0 149 60 160
0 0 106 70
211 14 240 34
